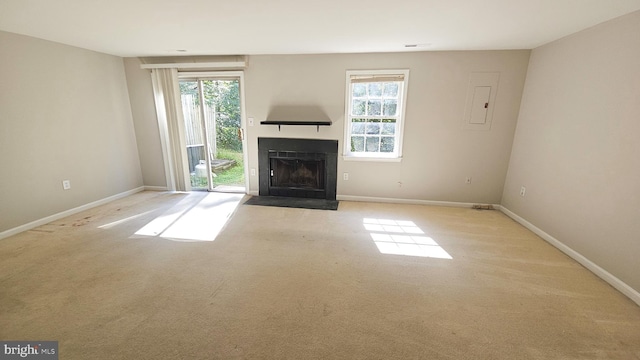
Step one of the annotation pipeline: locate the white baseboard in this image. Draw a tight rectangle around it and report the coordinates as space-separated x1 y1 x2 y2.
337 194 495 209
248 190 259 196
0 186 145 241
500 206 640 307
144 186 168 191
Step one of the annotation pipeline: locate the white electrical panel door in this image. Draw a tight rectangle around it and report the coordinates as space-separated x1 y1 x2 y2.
462 72 500 130
469 86 491 124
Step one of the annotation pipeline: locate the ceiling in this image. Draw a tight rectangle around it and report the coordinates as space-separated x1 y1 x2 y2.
1 0 639 57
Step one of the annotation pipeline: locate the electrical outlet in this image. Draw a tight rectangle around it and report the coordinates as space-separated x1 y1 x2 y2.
343 173 349 181
250 168 256 176
62 180 71 190
520 186 526 197
466 177 472 184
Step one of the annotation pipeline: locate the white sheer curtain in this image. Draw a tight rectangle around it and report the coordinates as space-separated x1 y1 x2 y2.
150 68 190 191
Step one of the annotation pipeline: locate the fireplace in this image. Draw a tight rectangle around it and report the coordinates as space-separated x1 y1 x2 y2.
258 138 338 200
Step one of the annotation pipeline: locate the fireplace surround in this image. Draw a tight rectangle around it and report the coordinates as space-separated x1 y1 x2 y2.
258 138 338 200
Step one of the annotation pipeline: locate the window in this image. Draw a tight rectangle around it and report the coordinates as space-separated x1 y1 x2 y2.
344 70 409 160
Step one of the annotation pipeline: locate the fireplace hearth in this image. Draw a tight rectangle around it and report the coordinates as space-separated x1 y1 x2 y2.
258 138 338 200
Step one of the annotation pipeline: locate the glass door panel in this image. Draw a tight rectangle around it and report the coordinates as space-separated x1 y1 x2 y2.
202 79 244 191
180 81 211 190
179 78 245 192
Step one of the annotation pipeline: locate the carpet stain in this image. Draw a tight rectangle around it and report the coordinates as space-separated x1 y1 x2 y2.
322 303 331 317
72 216 93 227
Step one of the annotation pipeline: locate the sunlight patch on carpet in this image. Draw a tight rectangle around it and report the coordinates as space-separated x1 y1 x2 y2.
133 193 242 242
363 218 452 259
98 211 155 229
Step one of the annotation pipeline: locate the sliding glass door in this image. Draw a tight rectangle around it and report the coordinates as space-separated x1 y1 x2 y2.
179 76 245 192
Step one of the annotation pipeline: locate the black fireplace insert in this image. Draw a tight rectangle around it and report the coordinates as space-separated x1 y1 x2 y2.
258 138 338 200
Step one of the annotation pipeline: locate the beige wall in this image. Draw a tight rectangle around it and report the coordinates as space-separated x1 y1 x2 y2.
244 51 530 203
502 11 640 292
0 31 142 233
123 58 166 188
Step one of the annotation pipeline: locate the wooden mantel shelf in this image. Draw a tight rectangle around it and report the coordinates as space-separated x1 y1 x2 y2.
260 120 332 132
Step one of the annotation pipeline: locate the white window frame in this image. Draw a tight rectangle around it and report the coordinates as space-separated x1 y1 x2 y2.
343 69 409 162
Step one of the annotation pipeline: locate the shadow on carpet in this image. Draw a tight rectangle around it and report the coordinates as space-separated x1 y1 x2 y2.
243 196 339 210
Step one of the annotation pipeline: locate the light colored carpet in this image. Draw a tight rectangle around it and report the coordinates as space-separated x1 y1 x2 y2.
1 191 639 359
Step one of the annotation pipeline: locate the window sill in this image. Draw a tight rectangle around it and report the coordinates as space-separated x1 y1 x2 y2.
342 156 402 163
